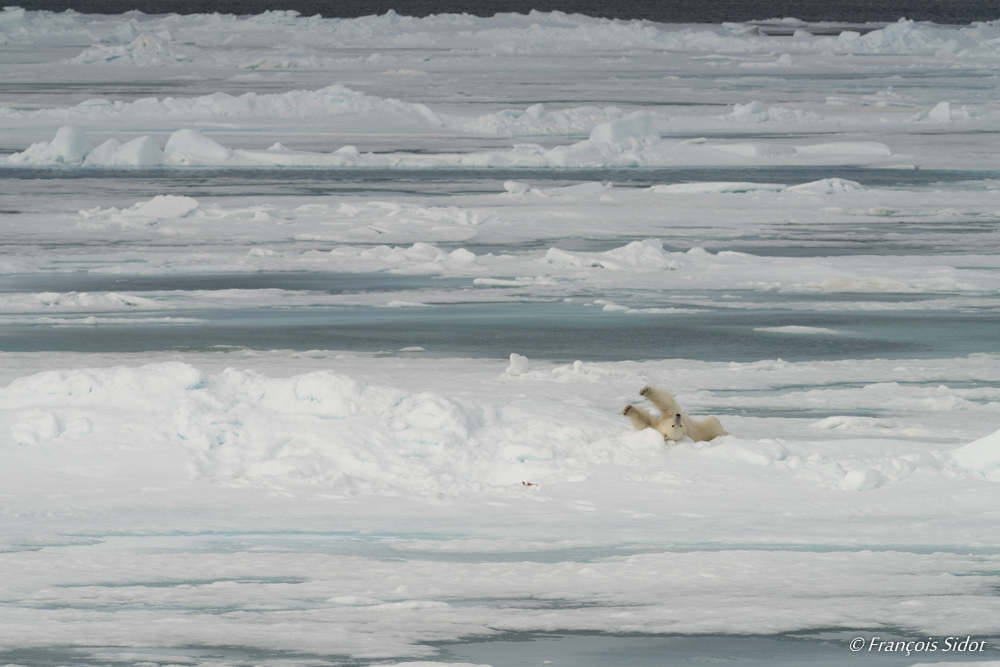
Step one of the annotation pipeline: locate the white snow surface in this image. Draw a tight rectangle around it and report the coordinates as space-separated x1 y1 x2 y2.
3 351 1000 663
3 10 1000 168
951 428 1000 480
3 7 1000 665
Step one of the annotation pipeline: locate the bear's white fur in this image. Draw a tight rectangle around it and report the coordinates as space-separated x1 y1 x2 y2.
622 384 728 442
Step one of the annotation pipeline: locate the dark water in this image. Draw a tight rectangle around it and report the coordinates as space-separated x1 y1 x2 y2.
440 632 1000 667
14 0 1000 24
2 632 995 667
1 166 993 200
2 296 998 362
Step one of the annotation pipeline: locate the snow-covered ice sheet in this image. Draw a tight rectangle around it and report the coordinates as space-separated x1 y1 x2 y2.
3 351 1000 664
3 6 1000 666
4 121 916 169
5 9 1000 167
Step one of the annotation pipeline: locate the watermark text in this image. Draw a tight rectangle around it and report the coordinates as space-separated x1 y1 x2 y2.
849 636 989 656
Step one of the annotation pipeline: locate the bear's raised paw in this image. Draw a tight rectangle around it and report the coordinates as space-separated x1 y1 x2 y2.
622 405 636 417
639 384 654 397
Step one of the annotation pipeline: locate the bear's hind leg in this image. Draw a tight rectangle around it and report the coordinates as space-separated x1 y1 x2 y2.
622 404 653 431
692 416 728 441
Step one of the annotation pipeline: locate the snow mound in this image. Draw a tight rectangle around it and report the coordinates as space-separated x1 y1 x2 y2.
755 326 841 335
0 362 646 491
588 111 660 147
840 467 884 491
951 429 1000 480
849 18 979 55
1 127 900 171
71 32 199 66
725 101 835 125
729 100 765 117
929 101 952 121
5 126 93 165
10 410 61 447
6 127 168 167
164 129 232 164
913 101 971 123
602 239 678 269
813 416 901 430
700 440 787 467
49 126 93 164
0 291 160 312
545 239 678 271
111 136 163 166
123 195 200 219
83 136 164 166
786 178 865 194
0 6 29 31
445 103 624 137
505 353 530 377
8 84 444 127
324 243 479 275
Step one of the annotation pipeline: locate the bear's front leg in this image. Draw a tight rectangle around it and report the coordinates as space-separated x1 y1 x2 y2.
622 404 653 430
639 385 682 415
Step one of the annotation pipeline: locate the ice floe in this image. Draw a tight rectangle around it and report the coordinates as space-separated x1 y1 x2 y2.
3 125 903 169
4 7 1000 663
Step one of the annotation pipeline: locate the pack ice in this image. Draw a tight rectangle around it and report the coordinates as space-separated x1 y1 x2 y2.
2 6 1000 666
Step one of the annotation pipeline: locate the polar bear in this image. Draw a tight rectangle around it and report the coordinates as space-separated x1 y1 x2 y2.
622 384 728 442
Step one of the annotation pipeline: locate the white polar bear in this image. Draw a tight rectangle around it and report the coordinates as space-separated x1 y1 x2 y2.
622 384 728 442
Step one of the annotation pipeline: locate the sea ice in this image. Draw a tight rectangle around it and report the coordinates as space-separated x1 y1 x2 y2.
951 428 1000 480
754 326 841 334
2 6 1000 664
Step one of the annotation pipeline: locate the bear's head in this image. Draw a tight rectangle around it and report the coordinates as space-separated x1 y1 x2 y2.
660 413 686 442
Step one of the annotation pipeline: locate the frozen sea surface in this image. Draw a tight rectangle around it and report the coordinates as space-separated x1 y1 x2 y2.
3 7 1000 667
